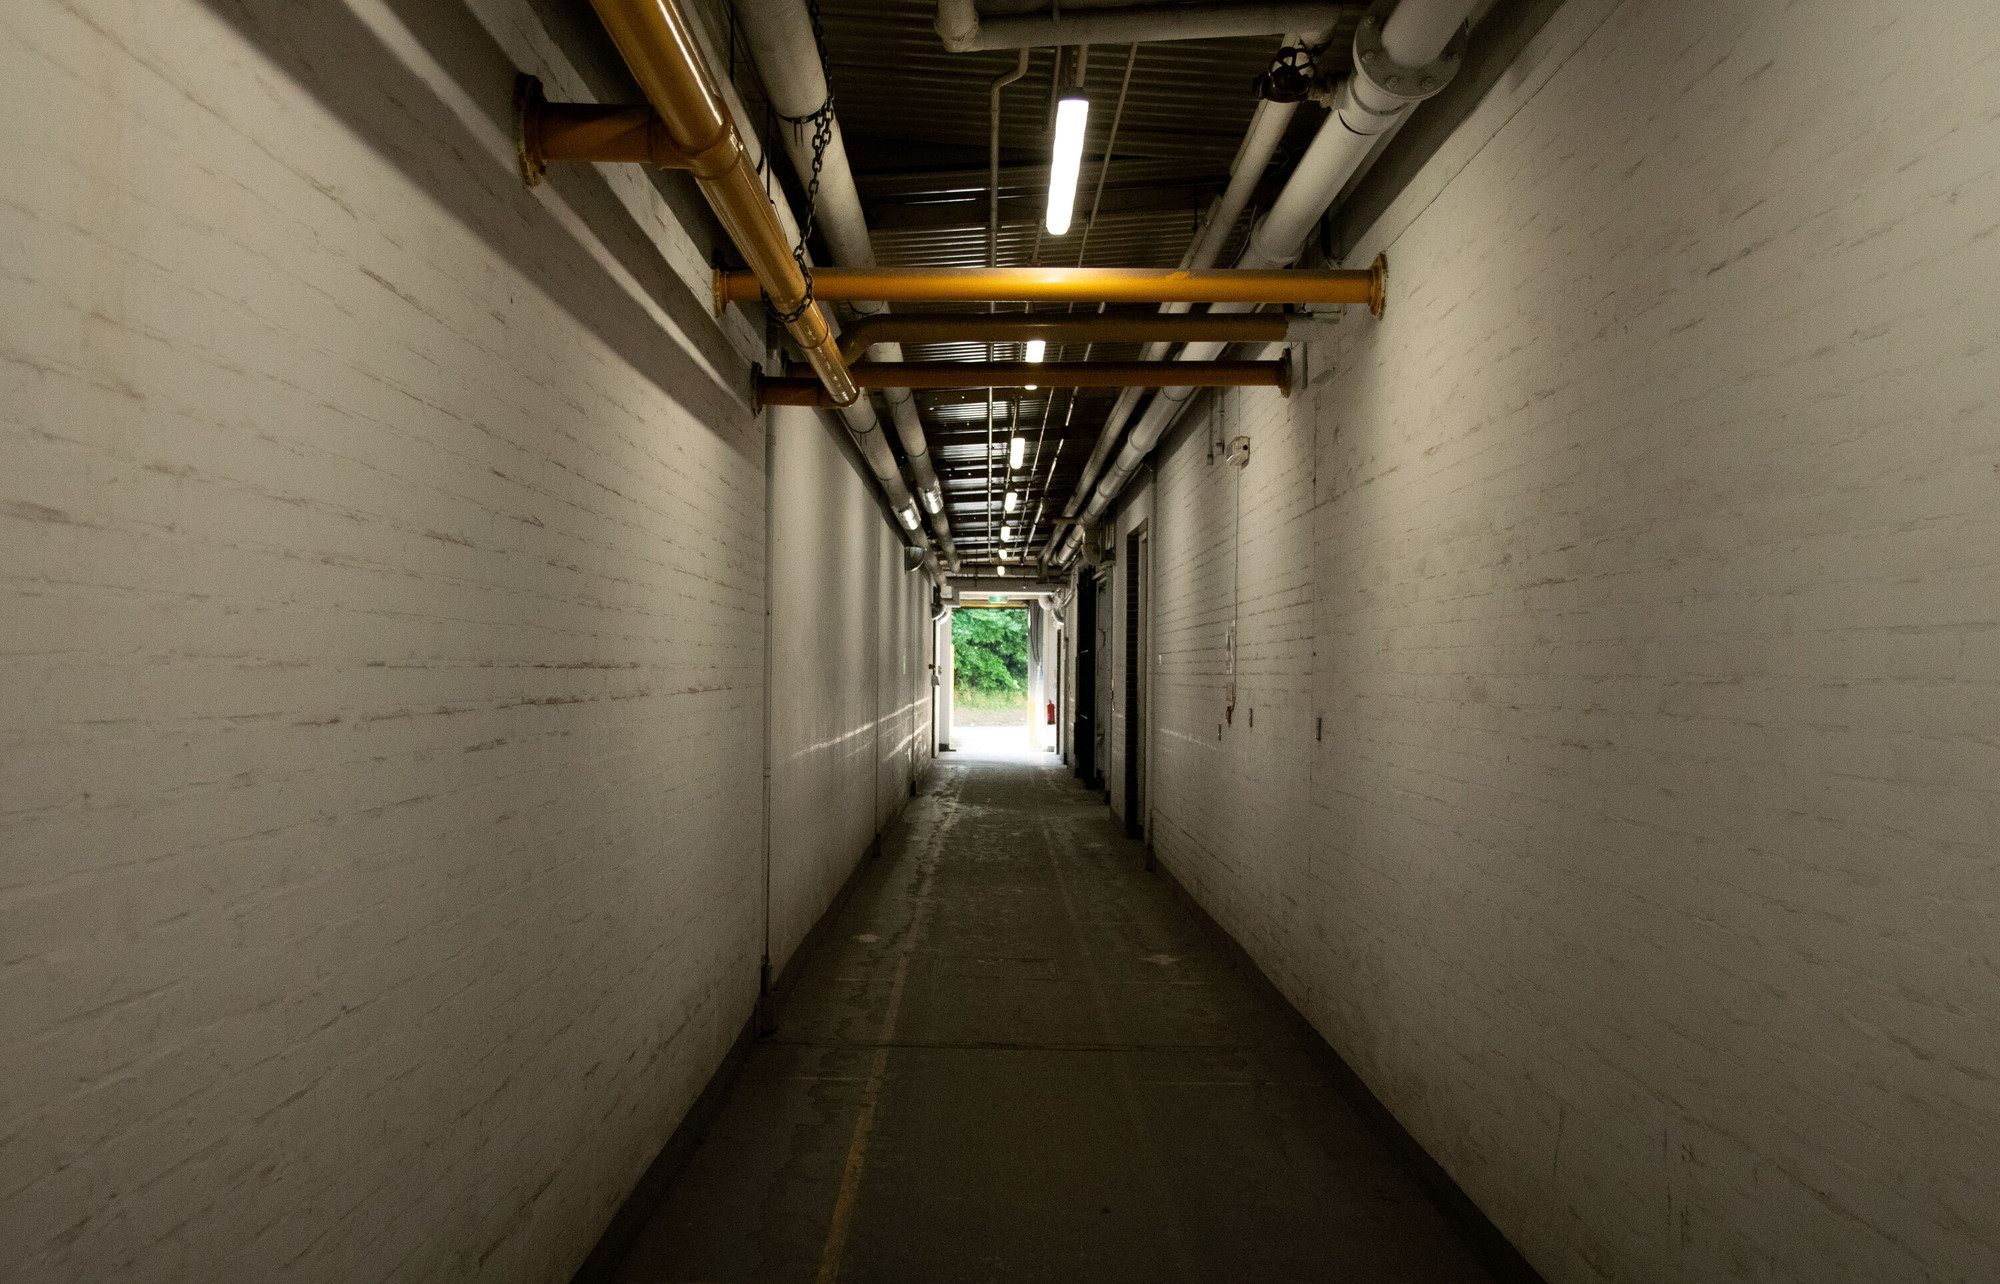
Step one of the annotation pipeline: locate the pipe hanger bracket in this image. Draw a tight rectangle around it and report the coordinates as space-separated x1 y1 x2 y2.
514 74 702 186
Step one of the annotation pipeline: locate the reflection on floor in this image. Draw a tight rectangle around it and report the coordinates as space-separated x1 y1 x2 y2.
612 749 1496 1283
947 723 1048 757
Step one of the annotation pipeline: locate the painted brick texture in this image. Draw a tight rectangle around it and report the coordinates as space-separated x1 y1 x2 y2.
1 1 929 1279
767 404 934 976
1135 1 2000 1281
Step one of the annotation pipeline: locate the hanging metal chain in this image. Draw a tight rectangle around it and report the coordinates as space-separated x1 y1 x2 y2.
771 0 835 326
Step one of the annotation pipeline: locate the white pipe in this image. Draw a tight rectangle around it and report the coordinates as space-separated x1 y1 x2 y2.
1187 97 1303 276
839 399 924 525
1040 77 1307 564
736 0 873 262
1246 0 1473 266
736 0 958 564
1054 0 1474 563
1382 0 1468 65
936 0 1345 52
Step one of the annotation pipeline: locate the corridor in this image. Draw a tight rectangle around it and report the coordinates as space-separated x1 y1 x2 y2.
611 747 1494 1283
10 0 1996 1277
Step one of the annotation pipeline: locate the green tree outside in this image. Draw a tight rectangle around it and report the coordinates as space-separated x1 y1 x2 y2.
952 609 1028 709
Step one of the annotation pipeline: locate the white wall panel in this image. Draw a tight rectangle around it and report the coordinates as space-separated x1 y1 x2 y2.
1140 1 2000 1280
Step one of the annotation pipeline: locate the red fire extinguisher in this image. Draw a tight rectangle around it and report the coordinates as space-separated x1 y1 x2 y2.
1046 701 1056 724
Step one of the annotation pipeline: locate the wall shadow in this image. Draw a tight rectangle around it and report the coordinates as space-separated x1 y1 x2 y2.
198 0 756 452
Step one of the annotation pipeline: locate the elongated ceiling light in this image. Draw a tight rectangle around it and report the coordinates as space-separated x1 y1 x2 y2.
1001 525 1013 541
1004 491 1018 512
1024 338 1045 389
1045 91 1089 236
1009 436 1026 469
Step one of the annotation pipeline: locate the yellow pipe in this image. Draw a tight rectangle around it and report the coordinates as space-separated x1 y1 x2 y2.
786 359 1289 390
759 354 1290 404
587 0 858 406
835 312 1297 363
513 77 695 181
716 264 1383 310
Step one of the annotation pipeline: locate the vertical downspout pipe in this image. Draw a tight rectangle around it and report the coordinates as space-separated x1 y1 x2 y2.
1054 0 1474 563
989 50 1031 274
737 0 960 566
757 402 778 1036
987 50 1030 570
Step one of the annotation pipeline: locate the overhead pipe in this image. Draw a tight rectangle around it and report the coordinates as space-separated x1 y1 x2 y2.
1042 62 1315 564
935 0 1349 52
1054 0 1473 564
734 0 961 565
1238 0 1470 270
980 50 1035 566
764 356 1290 401
570 0 930 537
514 83 698 177
715 264 1384 308
989 50 1033 273
584 0 858 408
948 576 1065 595
1061 255 1381 543
835 312 1337 362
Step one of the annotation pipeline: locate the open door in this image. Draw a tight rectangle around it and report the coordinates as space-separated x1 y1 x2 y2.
1073 575 1096 783
1123 527 1149 839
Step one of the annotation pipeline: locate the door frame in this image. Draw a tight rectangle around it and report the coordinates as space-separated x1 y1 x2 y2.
1123 525 1150 840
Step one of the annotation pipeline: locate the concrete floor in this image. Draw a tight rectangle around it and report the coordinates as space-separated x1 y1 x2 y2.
612 743 1496 1284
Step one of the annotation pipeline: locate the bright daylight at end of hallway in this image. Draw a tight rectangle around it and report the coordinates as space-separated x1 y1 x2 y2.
3 0 1996 1281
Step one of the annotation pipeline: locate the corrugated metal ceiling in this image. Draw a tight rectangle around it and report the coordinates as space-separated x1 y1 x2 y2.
721 0 1363 563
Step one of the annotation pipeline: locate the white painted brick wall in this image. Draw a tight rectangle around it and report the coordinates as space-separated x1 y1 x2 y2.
1133 1 2000 1280
1149 383 1323 983
767 405 934 975
0 1 931 1278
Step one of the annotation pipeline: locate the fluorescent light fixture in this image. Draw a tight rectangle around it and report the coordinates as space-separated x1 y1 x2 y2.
1024 339 1046 363
1004 491 1018 512
997 564 1006 576
1001 525 1012 541
1009 436 1026 469
1045 92 1089 236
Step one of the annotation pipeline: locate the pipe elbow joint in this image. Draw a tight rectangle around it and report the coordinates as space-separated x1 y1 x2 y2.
934 0 980 51
1349 4 1467 109
685 132 744 181
934 0 977 48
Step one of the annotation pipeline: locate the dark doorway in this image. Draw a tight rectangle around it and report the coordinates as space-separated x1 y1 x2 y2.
1122 528 1148 839
1073 575 1096 785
